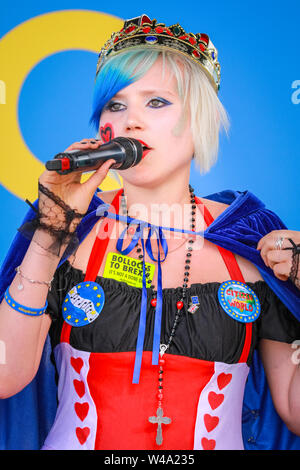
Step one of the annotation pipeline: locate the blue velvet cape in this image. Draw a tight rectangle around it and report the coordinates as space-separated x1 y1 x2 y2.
0 189 299 450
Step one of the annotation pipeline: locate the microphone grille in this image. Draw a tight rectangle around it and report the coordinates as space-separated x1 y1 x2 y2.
113 137 143 168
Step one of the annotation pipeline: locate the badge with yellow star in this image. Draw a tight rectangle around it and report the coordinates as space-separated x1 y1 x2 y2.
62 281 105 327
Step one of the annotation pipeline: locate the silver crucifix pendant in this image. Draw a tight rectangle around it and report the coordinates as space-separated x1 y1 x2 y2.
159 343 168 357
148 407 171 446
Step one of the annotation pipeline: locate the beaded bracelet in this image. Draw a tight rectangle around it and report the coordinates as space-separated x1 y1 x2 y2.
4 288 48 316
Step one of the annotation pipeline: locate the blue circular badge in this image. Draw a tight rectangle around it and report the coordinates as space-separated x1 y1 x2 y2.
62 281 105 327
218 281 261 323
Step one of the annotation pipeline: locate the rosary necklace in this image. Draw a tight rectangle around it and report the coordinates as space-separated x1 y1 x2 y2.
121 185 198 446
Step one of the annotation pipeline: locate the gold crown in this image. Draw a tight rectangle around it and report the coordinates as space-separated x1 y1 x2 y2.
96 14 221 92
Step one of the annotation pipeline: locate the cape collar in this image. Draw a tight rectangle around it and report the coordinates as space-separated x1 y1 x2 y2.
199 190 265 231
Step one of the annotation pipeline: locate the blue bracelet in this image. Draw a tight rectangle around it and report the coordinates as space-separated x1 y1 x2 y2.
4 288 48 316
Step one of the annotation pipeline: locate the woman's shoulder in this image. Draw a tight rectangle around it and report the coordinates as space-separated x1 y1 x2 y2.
196 196 230 221
195 193 265 283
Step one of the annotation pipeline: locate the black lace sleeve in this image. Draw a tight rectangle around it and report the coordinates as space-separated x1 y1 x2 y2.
18 183 86 258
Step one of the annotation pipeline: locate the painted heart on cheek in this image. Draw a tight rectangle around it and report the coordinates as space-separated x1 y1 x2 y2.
100 123 114 142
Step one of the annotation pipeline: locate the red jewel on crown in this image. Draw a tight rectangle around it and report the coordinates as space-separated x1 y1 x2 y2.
125 25 136 33
141 14 152 24
200 33 209 45
189 36 196 45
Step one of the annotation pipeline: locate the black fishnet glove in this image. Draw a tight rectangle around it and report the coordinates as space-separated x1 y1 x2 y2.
283 238 300 289
18 182 86 257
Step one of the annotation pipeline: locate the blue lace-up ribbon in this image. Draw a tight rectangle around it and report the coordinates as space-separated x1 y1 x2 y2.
96 204 204 384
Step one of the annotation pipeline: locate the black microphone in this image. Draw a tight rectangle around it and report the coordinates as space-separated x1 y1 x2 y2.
45 137 144 174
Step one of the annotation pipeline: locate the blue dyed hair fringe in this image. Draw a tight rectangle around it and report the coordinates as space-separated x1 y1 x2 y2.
89 49 160 131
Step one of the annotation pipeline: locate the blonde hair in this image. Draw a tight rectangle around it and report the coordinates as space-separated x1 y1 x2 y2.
93 48 230 175
160 51 230 173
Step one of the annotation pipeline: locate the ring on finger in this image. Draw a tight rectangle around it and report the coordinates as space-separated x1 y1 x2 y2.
275 236 284 250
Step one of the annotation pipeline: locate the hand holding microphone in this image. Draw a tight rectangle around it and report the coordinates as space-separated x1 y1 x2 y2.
39 136 144 219
45 137 144 174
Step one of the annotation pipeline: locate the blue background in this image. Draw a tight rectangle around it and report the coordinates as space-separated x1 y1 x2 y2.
1 1 299 266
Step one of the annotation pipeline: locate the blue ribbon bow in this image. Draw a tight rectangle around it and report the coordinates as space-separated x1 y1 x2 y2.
96 205 204 383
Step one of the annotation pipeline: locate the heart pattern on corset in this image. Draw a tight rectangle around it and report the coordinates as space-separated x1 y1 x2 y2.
217 373 232 390
73 379 85 398
71 356 91 446
201 437 216 450
208 391 224 410
201 370 233 450
70 357 84 374
76 427 90 445
74 402 89 422
204 414 219 433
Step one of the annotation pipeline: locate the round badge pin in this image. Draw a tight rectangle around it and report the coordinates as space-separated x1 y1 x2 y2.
62 281 105 327
218 281 261 323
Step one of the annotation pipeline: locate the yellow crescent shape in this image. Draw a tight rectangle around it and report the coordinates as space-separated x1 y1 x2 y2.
0 10 123 202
